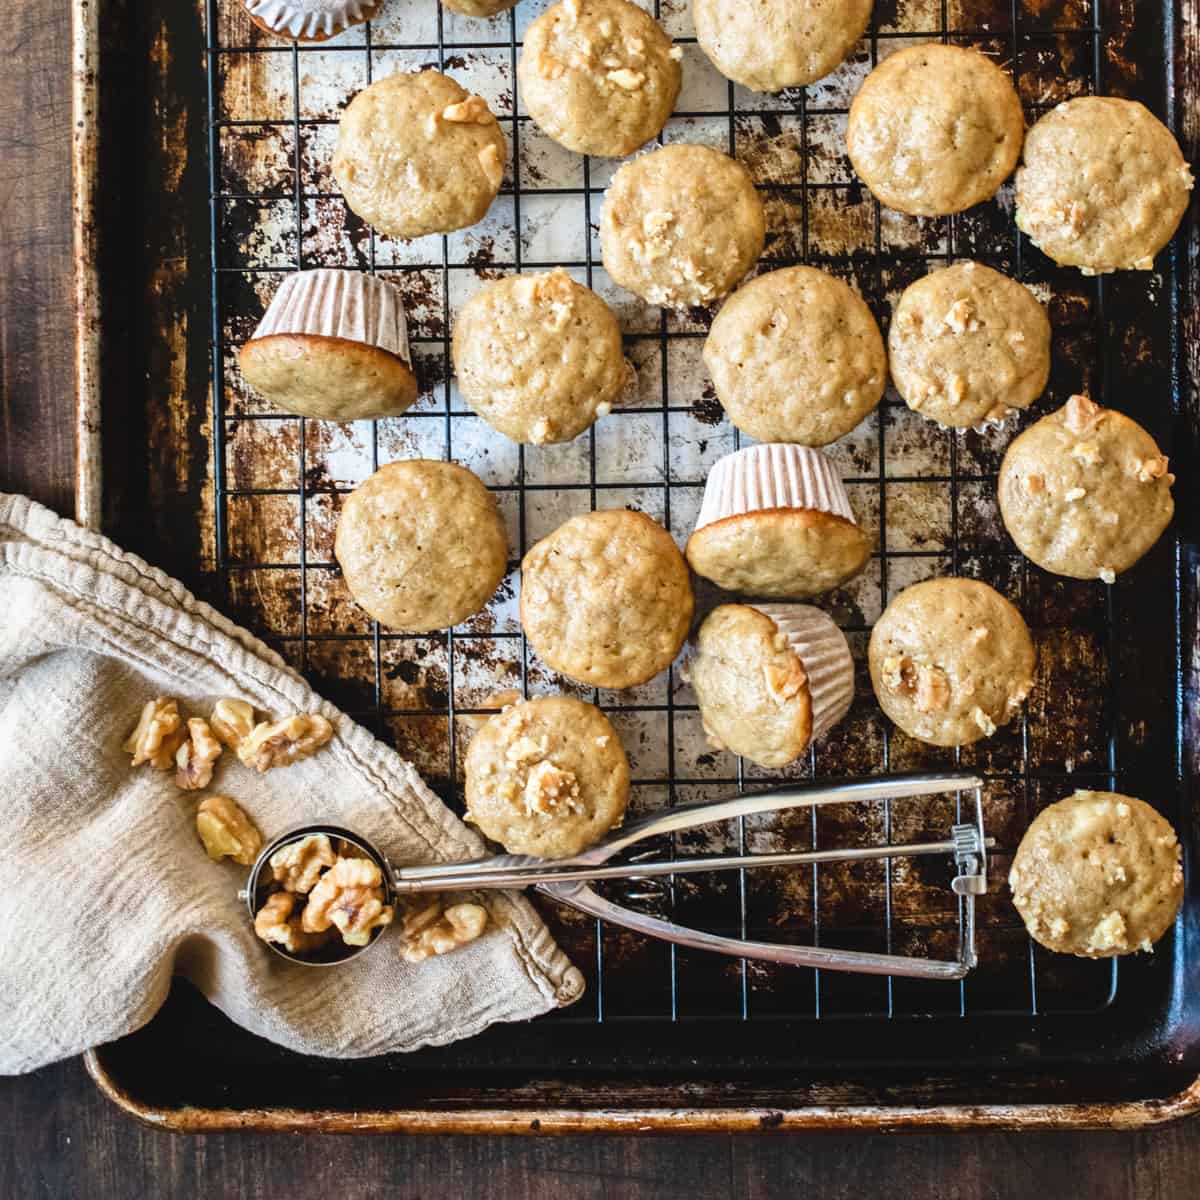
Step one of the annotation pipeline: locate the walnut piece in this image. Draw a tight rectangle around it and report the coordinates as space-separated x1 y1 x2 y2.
175 717 222 790
881 656 949 713
1086 910 1127 954
196 794 263 866
1064 393 1103 434
124 698 184 770
301 856 394 947
971 706 997 737
399 900 490 964
237 713 333 772
210 698 255 749
1064 486 1086 502
270 834 337 894
254 892 332 955
523 760 583 817
606 68 644 90
1098 566 1117 585
943 299 977 334
441 95 492 125
1136 454 1170 483
1024 473 1045 495
478 143 504 192
1070 441 1101 466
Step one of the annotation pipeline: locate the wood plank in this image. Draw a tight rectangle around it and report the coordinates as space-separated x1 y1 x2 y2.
0 0 76 515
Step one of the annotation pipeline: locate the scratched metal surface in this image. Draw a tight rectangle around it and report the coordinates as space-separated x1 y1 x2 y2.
87 0 1199 1126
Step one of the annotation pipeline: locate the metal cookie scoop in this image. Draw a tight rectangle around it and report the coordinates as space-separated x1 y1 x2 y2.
242 772 991 977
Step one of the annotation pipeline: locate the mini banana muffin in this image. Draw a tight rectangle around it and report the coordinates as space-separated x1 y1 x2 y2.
703 266 886 445
521 509 694 689
868 578 1035 747
686 444 871 598
239 269 418 420
517 0 682 159
998 394 1175 582
847 44 1024 216
465 696 631 857
333 70 506 239
1009 791 1184 957
690 603 855 769
452 269 627 444
888 261 1051 430
693 0 872 92
599 144 765 309
1016 97 1193 275
442 0 516 15
243 0 378 41
335 460 507 632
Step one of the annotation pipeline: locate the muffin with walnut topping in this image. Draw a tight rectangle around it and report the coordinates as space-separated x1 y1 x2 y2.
998 394 1175 583
1009 790 1184 957
465 696 631 858
888 261 1051 430
517 0 682 158
868 578 1035 748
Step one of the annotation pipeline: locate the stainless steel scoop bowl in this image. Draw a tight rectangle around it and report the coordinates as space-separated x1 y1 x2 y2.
242 772 993 974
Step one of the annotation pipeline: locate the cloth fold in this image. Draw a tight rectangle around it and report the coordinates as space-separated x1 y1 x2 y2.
0 493 582 1075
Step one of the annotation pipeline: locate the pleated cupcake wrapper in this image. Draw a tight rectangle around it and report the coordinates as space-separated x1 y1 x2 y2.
244 0 375 40
249 269 411 366
754 603 855 744
693 444 855 532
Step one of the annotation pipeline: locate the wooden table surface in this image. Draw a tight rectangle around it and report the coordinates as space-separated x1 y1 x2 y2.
2 3 1199 1196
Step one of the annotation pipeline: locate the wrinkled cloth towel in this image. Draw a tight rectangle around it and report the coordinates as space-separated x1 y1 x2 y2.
0 493 583 1074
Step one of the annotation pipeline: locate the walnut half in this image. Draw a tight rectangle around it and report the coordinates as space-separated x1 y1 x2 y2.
210 698 255 749
269 834 337 894
254 892 332 956
237 713 333 772
399 900 490 964
124 697 184 770
302 856 394 947
175 717 222 790
196 794 263 866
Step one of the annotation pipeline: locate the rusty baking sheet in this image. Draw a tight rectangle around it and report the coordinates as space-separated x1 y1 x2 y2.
78 0 1199 1130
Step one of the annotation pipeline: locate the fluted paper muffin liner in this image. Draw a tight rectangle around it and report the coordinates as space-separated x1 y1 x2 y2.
754 603 855 744
694 443 855 532
250 268 411 365
244 0 376 41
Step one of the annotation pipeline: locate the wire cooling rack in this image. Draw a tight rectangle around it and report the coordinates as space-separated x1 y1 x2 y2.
204 0 1184 1026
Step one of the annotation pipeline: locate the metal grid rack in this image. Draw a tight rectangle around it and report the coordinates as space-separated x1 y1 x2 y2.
203 0 1176 1030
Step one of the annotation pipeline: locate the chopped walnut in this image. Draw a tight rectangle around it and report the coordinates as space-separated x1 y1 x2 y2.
914 665 950 714
442 95 493 125
1064 486 1087 502
881 655 949 713
1070 441 1101 466
124 698 184 770
1098 566 1117 585
210 698 255 749
196 794 263 866
505 733 549 767
971 707 997 737
1024 473 1046 495
1064 393 1103 434
175 717 222 790
399 900 489 964
1048 916 1070 939
237 713 333 773
302 856 393 947
606 68 644 90
270 834 337 894
523 759 583 817
254 892 331 955
1136 454 1170 483
970 626 990 643
478 143 504 192
943 299 978 334
1086 910 1127 954
947 375 968 406
537 52 566 80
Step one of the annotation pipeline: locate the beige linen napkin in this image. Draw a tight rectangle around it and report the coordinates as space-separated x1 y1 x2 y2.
0 493 583 1074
